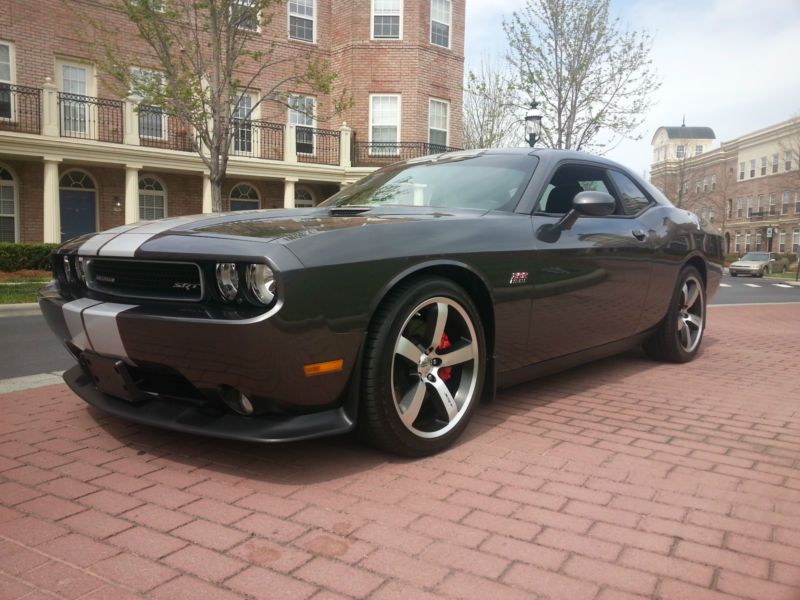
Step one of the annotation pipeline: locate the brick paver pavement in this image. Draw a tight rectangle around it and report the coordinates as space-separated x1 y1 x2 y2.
1 304 799 599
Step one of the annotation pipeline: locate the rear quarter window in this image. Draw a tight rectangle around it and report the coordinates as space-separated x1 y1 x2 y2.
608 170 651 215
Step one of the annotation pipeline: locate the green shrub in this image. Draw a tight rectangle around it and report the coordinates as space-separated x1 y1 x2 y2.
0 243 58 272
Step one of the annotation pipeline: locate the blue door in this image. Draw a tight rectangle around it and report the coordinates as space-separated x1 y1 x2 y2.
60 190 96 242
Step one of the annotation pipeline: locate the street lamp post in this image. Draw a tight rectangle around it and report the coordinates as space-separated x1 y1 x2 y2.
525 101 543 148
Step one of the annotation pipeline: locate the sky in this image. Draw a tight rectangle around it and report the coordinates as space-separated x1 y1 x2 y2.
464 0 800 177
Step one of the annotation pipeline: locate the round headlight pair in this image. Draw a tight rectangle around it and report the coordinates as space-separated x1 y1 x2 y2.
215 262 276 306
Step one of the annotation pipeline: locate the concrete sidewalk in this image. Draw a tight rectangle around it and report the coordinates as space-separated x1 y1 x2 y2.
1 304 799 599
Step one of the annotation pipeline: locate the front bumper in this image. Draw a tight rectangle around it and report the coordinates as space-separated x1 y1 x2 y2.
39 283 363 442
729 266 761 275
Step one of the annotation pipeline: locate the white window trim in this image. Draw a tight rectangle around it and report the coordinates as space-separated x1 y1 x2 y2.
0 41 16 123
430 0 452 49
294 185 316 208
230 91 260 155
0 162 19 243
371 0 403 41
288 95 316 156
232 0 260 32
138 174 168 220
55 58 97 96
130 67 168 141
428 97 449 147
230 182 261 210
368 93 401 155
288 0 316 44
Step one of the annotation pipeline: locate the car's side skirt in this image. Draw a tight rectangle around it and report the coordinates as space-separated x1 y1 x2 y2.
496 330 654 389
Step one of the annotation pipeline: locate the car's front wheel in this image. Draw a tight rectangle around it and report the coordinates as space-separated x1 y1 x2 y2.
359 277 486 456
643 266 706 363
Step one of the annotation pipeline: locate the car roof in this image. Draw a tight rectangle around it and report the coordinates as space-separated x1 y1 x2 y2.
449 147 633 171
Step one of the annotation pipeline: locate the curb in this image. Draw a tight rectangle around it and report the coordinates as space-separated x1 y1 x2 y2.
0 371 65 394
0 303 41 318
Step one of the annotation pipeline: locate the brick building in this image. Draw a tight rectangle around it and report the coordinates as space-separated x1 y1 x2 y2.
0 0 465 243
650 117 800 257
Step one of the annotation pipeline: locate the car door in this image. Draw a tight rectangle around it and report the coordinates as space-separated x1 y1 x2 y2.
527 161 655 363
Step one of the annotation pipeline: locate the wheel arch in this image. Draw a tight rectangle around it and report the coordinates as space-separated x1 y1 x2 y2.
684 255 707 287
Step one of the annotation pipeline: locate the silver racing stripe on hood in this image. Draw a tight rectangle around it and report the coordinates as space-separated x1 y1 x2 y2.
77 215 213 257
82 303 138 362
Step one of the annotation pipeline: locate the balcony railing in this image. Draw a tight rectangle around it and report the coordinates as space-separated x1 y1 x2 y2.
352 141 461 167
231 118 284 161
138 105 196 152
58 92 124 143
0 84 41 134
297 126 340 166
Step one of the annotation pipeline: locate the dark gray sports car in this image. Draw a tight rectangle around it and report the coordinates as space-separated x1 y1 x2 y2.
40 149 723 456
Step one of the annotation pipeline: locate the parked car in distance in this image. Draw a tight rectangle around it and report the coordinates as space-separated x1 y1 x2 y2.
729 252 789 277
39 149 723 456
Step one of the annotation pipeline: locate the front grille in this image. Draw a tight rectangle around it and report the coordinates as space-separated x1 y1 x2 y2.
87 259 204 302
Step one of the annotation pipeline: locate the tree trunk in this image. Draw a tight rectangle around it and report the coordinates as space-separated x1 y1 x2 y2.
211 177 224 212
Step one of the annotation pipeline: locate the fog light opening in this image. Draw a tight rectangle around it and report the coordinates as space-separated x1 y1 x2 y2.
218 385 254 415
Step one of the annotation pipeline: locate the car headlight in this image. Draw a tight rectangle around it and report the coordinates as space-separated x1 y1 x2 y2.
62 256 74 283
246 264 276 305
215 262 239 301
75 257 89 283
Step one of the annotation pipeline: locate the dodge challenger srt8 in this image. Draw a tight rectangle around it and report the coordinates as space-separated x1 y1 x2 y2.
40 149 723 456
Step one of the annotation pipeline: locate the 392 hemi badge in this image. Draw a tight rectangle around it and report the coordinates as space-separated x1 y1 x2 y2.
509 271 528 285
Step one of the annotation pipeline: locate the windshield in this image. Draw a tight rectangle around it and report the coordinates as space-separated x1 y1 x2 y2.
321 153 537 212
741 253 769 261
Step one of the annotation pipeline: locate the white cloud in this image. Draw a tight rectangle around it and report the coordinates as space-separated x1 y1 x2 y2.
464 0 800 176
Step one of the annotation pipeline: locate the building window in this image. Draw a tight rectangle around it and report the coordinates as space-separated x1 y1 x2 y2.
779 230 786 253
288 95 315 154
736 197 743 218
0 166 16 242
370 94 400 155
0 42 15 121
749 159 755 178
769 193 776 216
695 145 703 156
289 0 314 42
772 153 779 174
295 187 315 208
230 182 260 210
232 0 259 31
793 229 800 253
760 156 767 176
695 180 701 194
796 191 800 214
785 150 793 172
783 191 790 214
430 0 452 48
676 145 685 159
738 162 744 180
703 177 709 193
232 93 254 154
711 175 716 191
755 232 762 251
130 67 166 140
747 195 753 217
734 232 740 253
428 99 448 150
139 176 166 220
745 232 751 252
373 0 402 39
756 194 763 216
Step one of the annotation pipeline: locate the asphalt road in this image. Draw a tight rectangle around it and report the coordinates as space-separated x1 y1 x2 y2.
1 274 798 380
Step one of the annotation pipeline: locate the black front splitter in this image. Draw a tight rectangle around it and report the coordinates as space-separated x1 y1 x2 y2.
62 365 355 443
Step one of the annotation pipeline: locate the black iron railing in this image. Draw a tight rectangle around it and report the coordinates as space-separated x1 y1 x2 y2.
138 105 196 152
296 126 340 165
0 84 41 134
231 118 284 161
58 92 124 143
352 141 460 167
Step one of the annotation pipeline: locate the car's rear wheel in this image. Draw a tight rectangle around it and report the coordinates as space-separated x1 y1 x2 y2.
643 266 705 363
359 278 485 456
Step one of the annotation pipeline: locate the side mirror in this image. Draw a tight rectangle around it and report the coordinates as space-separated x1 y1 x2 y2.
573 191 616 217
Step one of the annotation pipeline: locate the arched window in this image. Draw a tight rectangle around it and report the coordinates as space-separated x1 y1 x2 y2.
139 176 167 220
295 187 315 208
230 183 260 210
0 167 17 242
59 170 95 189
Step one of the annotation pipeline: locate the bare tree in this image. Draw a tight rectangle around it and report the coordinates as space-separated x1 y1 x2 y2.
85 0 349 212
504 0 660 152
463 58 521 149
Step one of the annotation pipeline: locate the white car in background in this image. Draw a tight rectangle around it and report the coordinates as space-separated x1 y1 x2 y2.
729 252 789 277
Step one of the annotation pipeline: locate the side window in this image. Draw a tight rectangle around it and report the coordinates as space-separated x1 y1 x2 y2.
607 170 651 215
538 164 612 214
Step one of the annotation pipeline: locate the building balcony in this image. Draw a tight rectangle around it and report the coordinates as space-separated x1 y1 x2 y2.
0 80 459 173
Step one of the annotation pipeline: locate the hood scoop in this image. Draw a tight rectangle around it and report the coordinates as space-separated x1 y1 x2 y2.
328 207 372 217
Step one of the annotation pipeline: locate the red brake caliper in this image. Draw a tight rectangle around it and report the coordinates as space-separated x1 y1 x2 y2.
437 332 453 382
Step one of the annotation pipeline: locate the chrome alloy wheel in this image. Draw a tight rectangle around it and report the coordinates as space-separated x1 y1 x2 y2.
391 297 480 439
677 275 704 353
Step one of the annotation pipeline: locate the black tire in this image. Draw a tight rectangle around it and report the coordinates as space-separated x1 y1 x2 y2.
358 277 486 457
643 266 706 363
730 272 737 277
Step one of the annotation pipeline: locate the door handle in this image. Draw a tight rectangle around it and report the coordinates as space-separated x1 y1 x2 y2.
632 229 646 241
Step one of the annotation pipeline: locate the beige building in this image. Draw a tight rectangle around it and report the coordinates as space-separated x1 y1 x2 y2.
650 118 800 256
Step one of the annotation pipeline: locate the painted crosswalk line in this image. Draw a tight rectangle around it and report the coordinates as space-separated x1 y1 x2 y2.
719 283 731 287
744 283 761 287
773 284 792 288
